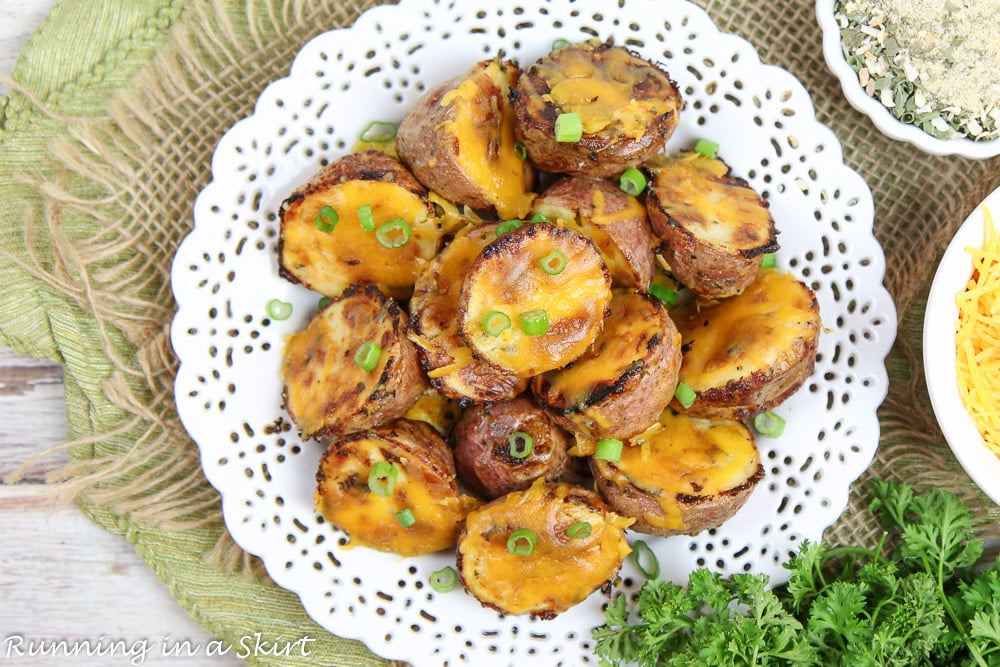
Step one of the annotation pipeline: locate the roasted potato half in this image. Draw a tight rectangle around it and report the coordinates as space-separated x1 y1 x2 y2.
646 151 779 300
397 58 535 220
278 150 442 301
672 268 821 421
511 40 682 177
591 409 764 536
456 479 633 618
315 419 475 556
453 394 572 499
458 222 612 377
532 176 656 289
281 284 427 441
531 291 682 440
409 223 528 404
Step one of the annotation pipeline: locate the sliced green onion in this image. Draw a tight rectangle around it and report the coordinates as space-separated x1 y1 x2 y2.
266 298 293 321
315 205 339 233
530 212 551 223
694 138 719 159
753 410 786 438
619 167 647 196
632 539 660 579
495 219 523 236
482 311 512 337
519 309 550 336
354 340 383 371
648 283 678 307
375 217 412 248
551 38 572 51
554 112 583 143
566 521 592 539
367 461 398 497
429 566 458 593
539 249 568 275
317 296 332 310
759 252 777 268
395 508 416 528
508 431 534 459
360 120 398 143
506 528 537 556
594 437 624 462
675 381 697 409
514 142 528 160
357 204 375 232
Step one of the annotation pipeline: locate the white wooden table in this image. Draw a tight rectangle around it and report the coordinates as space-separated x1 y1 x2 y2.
0 5 241 664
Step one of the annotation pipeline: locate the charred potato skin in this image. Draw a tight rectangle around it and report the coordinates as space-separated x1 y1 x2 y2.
532 176 656 289
452 394 571 499
511 41 682 177
315 419 470 556
277 150 440 301
408 223 528 404
531 292 682 440
280 284 428 442
396 59 535 219
645 154 779 300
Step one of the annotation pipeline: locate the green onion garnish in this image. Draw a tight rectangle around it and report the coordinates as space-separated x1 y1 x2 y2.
519 309 550 336
759 252 777 268
506 528 537 556
675 382 697 409
539 249 568 275
619 167 647 196
354 341 382 371
566 521 592 539
694 138 719 159
495 219 523 236
429 566 458 593
395 508 416 528
514 142 528 160
367 461 398 497
753 410 786 438
357 204 375 232
530 212 551 223
360 120 398 143
315 205 339 233
554 112 583 143
649 283 678 307
375 217 412 248
318 296 332 310
632 539 660 579
482 311 512 337
508 431 534 459
266 298 293 321
594 437 624 462
551 38 572 51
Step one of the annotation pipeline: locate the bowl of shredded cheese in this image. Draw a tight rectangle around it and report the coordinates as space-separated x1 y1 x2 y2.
817 0 1000 159
923 185 1000 507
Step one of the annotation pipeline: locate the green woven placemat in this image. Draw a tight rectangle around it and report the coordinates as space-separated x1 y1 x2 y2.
1 1 998 665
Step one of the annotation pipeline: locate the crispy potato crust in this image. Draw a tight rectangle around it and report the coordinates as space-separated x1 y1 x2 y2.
456 479 633 618
511 40 681 177
281 284 427 442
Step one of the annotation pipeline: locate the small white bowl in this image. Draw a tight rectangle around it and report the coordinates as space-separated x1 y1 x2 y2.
816 0 1000 159
923 185 1000 507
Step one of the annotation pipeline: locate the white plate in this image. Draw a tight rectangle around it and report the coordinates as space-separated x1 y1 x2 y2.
170 1 898 664
923 186 1000 507
816 0 1000 159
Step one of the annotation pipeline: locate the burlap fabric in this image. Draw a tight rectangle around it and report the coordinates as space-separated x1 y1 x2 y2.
1 1 998 664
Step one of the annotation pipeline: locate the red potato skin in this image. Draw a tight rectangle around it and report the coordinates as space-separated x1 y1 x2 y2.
533 176 656 289
452 394 572 499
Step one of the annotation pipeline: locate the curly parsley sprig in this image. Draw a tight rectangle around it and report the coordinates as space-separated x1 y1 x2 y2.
593 480 1000 666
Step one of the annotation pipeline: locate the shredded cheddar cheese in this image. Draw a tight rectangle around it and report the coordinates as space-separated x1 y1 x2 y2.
955 205 1000 458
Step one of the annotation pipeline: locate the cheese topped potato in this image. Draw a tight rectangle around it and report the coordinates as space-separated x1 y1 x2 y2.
646 151 779 300
671 268 821 420
396 58 535 220
458 222 612 377
278 150 443 301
